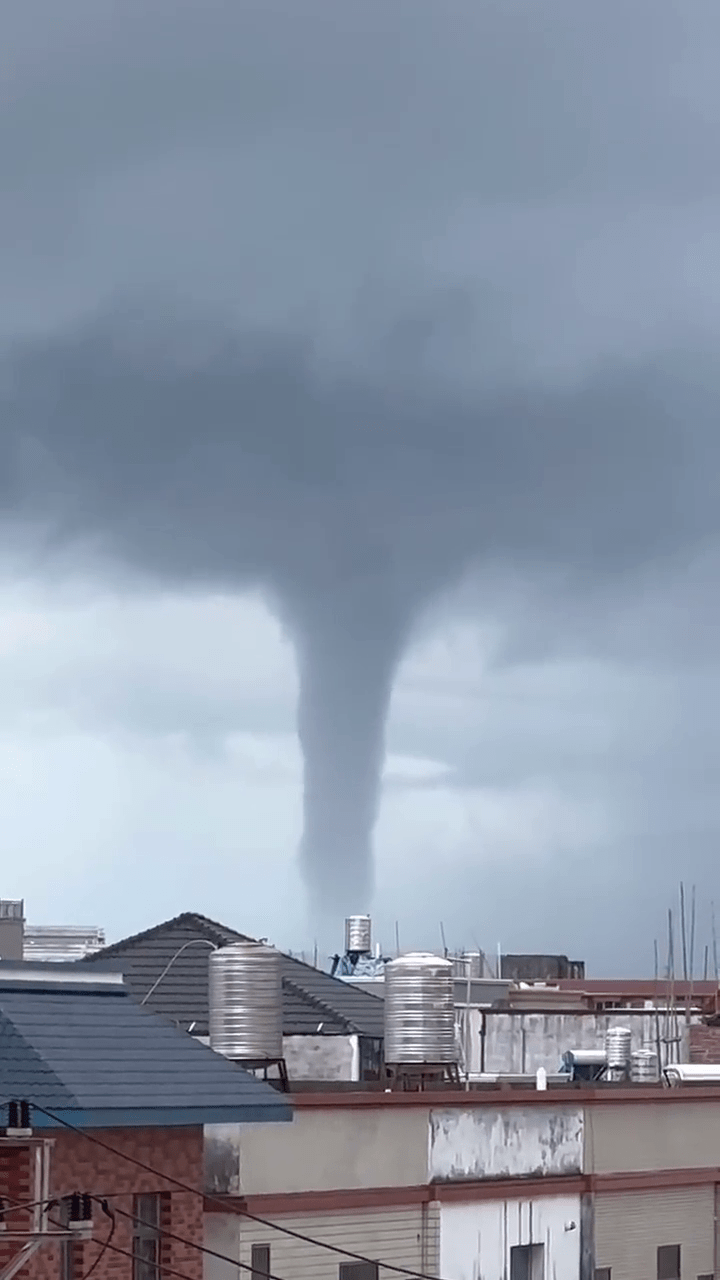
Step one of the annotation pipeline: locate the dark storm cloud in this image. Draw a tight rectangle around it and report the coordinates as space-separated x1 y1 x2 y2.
3 0 720 921
5 319 720 914
5 320 720 583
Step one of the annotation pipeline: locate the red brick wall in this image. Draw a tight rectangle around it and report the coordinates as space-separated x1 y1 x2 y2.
689 1022 720 1063
0 1127 204 1280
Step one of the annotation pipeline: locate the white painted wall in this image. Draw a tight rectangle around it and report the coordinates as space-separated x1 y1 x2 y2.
430 1106 583 1181
205 1213 238 1280
439 1196 581 1280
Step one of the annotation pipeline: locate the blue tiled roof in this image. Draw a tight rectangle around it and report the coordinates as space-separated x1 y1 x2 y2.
0 967 292 1128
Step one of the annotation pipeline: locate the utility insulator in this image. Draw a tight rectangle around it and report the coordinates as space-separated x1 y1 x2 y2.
5 1100 32 1138
67 1192 94 1239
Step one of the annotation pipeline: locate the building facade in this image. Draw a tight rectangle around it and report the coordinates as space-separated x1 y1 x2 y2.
205 1087 720 1280
1 1126 206 1280
83 912 385 1082
0 959 290 1279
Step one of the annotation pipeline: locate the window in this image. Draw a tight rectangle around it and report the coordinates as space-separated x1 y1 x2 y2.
358 1037 383 1082
595 1271 611 1280
251 1245 271 1280
338 1266 378 1280
510 1244 545 1280
132 1194 161 1280
657 1245 681 1280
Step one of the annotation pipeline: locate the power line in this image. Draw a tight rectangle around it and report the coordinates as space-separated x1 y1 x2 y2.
1 1191 74 1219
0 1196 112 1276
78 1200 116 1280
103 1235 210 1280
45 1205 184 1280
30 1104 446 1280
47 1194 289 1280
91 1199 290 1280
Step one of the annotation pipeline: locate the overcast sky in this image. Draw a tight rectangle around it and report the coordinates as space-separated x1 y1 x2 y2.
3 1 720 972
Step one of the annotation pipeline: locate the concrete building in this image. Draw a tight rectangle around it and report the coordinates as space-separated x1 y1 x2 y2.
81 912 385 1082
204 1084 720 1280
461 1005 693 1077
0 959 290 1280
0 900 105 962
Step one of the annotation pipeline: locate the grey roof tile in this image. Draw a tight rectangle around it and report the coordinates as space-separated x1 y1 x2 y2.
0 973 292 1124
82 912 385 1039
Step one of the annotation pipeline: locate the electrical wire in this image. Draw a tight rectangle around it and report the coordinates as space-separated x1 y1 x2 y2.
32 1104 447 1280
91 1199 290 1280
112 1196 436 1280
0 1192 71 1219
5 1182 117 1279
101 1235 215 1280
43 1202 122 1280
77 1200 116 1280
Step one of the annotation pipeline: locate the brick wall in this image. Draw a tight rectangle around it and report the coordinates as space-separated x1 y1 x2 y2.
689 1022 720 1063
0 1127 204 1280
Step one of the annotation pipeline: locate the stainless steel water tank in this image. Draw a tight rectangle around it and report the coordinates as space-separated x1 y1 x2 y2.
384 952 456 1065
630 1049 659 1083
605 1026 632 1069
209 942 283 1060
345 915 372 955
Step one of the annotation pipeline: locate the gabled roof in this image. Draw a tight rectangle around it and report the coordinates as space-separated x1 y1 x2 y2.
0 963 292 1128
82 912 385 1039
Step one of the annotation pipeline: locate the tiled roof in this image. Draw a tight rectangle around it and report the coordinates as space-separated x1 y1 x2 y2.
0 964 291 1127
82 913 385 1039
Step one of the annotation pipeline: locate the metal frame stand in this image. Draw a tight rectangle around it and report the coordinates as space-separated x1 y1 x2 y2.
384 1062 461 1092
237 1058 289 1091
0 1136 75 1280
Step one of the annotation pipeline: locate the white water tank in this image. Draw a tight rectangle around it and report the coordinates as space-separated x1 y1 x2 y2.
384 953 456 1065
209 942 283 1060
345 915 372 955
630 1049 659 1083
605 1026 632 1070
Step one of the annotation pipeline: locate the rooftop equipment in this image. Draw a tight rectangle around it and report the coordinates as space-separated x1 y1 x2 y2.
630 1048 659 1083
345 915 372 956
664 1064 720 1086
561 1049 608 1082
209 941 287 1088
332 915 385 979
605 1026 632 1080
384 952 458 1087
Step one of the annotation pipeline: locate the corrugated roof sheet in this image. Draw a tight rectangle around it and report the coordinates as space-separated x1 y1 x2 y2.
82 912 385 1039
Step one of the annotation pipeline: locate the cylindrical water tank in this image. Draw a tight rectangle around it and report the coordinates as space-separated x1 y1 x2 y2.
345 915 372 955
630 1049 659 1083
384 953 456 1065
605 1026 632 1069
209 942 283 1060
